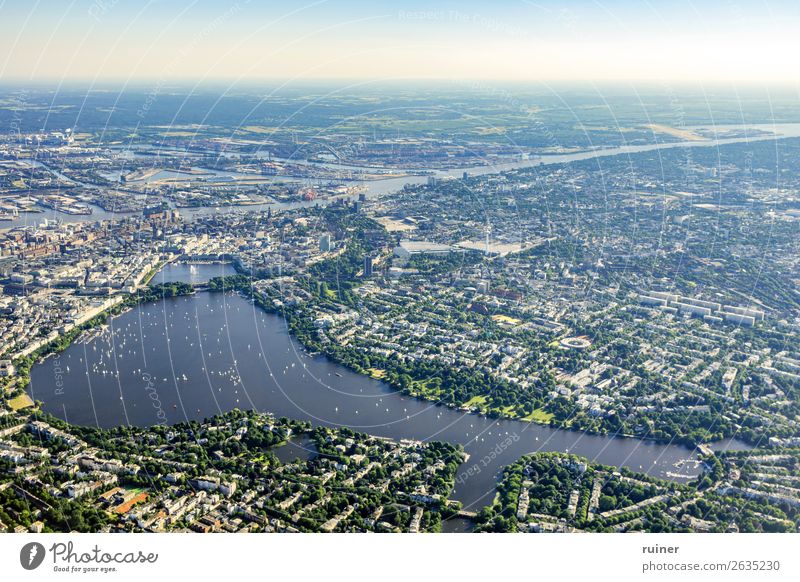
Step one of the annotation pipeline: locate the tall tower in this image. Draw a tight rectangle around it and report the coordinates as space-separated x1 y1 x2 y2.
319 234 331 252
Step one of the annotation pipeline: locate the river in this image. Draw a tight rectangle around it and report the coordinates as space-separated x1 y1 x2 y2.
30 268 718 512
8 122 800 231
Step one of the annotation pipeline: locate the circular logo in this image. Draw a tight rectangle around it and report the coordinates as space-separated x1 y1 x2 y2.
20 542 46 570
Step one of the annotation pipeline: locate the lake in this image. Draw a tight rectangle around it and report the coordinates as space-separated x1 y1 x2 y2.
149 262 238 286
30 290 711 511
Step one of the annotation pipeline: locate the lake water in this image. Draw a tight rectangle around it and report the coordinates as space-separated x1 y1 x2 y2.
440 517 475 533
30 291 711 511
149 262 238 286
271 435 318 465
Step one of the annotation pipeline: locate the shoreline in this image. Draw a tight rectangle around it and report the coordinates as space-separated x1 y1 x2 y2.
21 282 745 461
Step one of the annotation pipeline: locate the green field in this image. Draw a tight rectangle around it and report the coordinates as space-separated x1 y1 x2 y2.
522 408 555 423
462 395 488 409
7 393 34 411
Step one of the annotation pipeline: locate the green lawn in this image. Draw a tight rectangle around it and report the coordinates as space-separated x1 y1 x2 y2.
462 395 488 409
8 393 34 411
408 378 443 399
494 405 519 417
522 408 555 423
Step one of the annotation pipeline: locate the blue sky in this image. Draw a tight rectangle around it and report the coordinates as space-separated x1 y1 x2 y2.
0 0 798 82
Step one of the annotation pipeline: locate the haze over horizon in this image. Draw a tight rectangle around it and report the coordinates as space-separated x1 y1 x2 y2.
1 0 799 85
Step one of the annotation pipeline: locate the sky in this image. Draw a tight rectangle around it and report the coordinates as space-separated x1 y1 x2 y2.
0 0 799 84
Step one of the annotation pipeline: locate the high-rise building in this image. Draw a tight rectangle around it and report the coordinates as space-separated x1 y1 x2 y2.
319 234 331 252
363 255 373 277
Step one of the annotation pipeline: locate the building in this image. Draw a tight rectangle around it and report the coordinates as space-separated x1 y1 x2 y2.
0 360 15 377
639 291 764 327
394 240 453 258
319 234 331 252
363 255 374 278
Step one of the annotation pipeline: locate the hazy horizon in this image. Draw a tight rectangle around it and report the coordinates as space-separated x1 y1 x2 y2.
1 0 799 85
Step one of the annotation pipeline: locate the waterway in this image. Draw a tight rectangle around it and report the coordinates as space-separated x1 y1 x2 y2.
7 122 800 231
